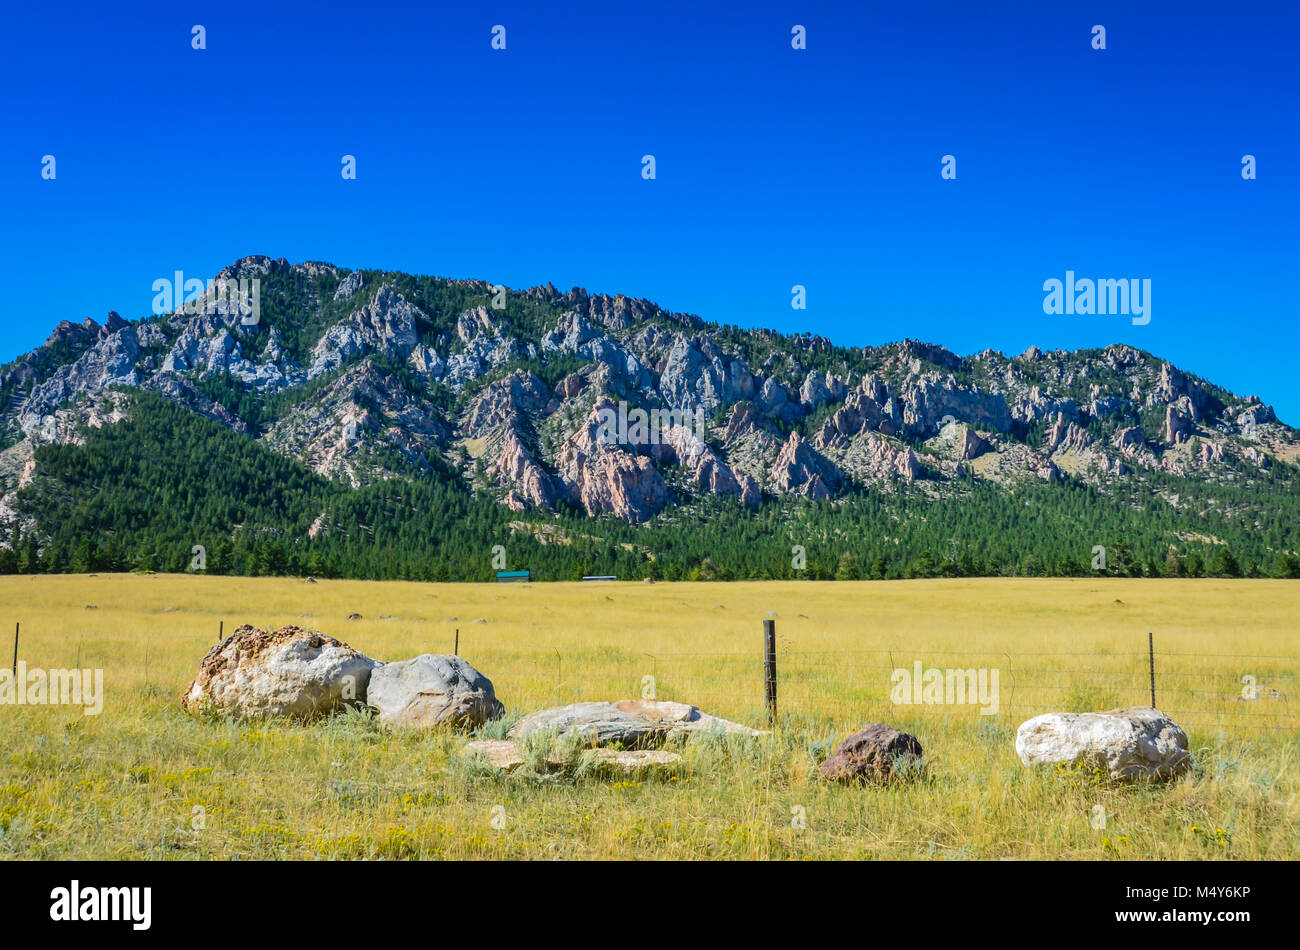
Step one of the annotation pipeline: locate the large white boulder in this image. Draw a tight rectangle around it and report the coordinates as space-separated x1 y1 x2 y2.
182 625 376 720
1015 706 1193 781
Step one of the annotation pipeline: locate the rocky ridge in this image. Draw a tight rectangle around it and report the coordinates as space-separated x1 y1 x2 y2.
1 255 1295 529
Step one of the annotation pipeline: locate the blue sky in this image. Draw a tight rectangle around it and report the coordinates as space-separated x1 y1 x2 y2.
2 1 1297 419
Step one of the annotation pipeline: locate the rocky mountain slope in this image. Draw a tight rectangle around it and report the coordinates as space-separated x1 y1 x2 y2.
1 255 1296 545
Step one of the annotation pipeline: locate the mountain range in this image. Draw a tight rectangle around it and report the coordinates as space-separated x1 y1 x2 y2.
1 255 1297 580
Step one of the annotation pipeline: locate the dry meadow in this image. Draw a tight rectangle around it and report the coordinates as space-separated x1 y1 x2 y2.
0 574 1296 860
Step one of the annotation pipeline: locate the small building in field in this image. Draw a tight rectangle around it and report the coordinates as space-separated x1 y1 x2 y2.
496 570 531 583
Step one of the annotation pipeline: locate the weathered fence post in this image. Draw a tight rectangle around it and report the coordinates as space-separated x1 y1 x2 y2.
1148 632 1156 709
11 622 17 677
218 620 223 643
763 619 777 726
454 628 459 656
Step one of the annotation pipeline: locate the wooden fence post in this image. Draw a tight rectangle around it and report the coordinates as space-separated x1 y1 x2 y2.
764 619 777 726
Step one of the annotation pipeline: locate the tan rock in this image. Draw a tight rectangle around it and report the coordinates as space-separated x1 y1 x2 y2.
464 739 526 772
582 749 684 773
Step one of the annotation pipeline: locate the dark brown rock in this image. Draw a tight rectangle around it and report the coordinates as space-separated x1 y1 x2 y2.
819 723 923 783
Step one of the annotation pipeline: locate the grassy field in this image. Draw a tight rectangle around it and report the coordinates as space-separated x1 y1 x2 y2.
0 574 1297 860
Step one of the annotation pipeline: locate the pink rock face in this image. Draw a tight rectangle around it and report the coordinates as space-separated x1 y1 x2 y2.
549 400 671 521
1044 413 1091 455
770 432 842 497
1113 426 1146 456
492 429 566 510
863 433 921 479
957 426 990 460
659 424 759 508
565 445 670 521
1164 406 1193 445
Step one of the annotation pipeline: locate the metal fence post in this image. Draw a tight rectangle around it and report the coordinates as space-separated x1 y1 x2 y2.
763 619 777 725
1148 632 1156 708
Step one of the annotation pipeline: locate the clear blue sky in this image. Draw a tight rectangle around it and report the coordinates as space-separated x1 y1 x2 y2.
2 1 1297 420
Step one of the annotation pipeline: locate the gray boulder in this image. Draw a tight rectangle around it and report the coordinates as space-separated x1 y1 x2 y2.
507 699 765 747
366 654 503 728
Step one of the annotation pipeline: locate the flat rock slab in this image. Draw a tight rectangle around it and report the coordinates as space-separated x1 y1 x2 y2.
582 749 683 773
182 624 375 721
1015 706 1193 781
507 699 766 747
462 741 683 775
366 654 503 728
819 723 923 783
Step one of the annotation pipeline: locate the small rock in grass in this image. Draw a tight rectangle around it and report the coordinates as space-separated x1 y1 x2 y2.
819 723 923 783
464 739 525 772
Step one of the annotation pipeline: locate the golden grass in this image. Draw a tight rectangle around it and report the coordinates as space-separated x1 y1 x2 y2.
0 574 1296 860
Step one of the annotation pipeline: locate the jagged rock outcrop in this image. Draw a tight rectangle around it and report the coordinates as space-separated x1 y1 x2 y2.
755 376 802 423
659 423 760 507
463 372 567 512
1013 388 1081 425
309 286 424 378
799 370 846 409
263 360 448 487
1164 406 1193 446
659 334 753 412
1044 413 1092 454
18 325 141 434
1113 426 1147 456
441 306 520 391
898 375 1012 436
955 426 989 460
334 270 364 301
553 399 671 521
770 432 842 499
